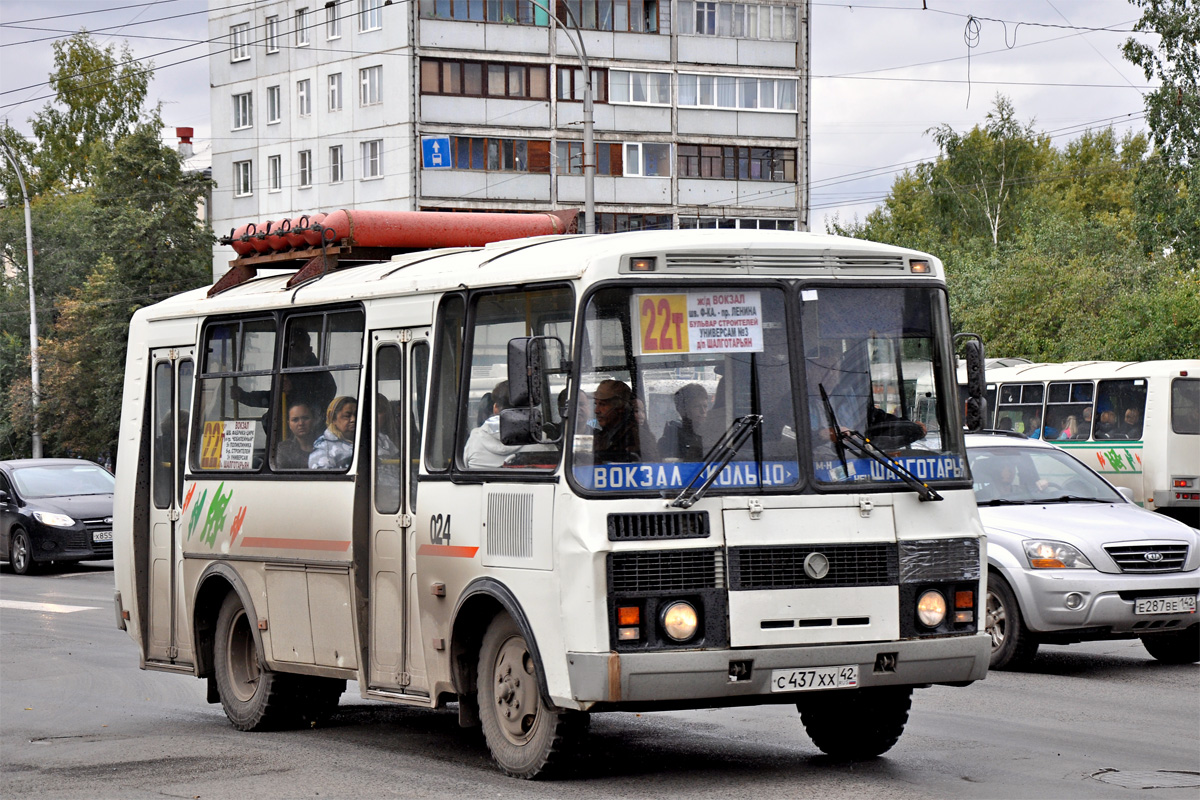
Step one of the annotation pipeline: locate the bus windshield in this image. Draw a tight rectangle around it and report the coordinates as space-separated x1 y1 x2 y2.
800 285 965 486
572 285 800 493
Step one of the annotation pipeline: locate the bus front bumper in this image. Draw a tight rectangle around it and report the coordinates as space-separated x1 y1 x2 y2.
565 632 989 707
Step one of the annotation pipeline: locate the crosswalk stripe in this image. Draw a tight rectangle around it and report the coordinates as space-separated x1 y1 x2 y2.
0 599 99 613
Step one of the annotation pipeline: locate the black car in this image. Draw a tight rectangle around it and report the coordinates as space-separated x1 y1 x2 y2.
0 459 115 575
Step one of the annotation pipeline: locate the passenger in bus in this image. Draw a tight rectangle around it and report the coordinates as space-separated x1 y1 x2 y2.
1093 408 1119 439
1057 415 1080 441
310 396 358 470
1023 410 1057 440
464 381 525 468
230 331 336 415
1073 406 1094 439
633 396 658 461
591 379 643 463
1118 407 1144 439
659 383 710 461
274 401 319 469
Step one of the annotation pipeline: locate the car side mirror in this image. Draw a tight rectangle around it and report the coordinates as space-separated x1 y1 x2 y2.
0 490 8 505
956 333 987 432
1117 486 1135 503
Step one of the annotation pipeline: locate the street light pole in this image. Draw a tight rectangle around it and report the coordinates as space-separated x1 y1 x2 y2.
1 140 42 458
527 1 595 234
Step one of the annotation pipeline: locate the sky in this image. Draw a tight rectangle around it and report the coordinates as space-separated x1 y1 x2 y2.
0 0 1158 231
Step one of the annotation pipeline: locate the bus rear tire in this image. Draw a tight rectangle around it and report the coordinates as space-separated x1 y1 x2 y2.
798 686 912 760
477 614 587 779
214 592 295 731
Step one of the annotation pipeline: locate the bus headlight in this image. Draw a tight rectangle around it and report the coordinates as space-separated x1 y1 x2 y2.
916 590 947 627
661 601 698 641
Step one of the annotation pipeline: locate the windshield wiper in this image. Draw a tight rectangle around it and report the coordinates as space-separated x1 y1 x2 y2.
668 414 763 509
818 384 942 502
1042 495 1103 504
979 498 1033 506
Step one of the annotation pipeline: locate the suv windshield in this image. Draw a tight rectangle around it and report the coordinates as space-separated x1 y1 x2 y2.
967 444 1123 504
572 285 799 493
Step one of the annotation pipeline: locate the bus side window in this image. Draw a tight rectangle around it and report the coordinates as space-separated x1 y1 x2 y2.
426 295 466 473
1097 379 1147 441
192 318 275 472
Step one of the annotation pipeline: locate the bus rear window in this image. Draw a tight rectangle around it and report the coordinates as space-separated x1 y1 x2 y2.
1172 378 1199 435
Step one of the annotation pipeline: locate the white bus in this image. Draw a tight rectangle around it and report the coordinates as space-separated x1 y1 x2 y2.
113 222 990 777
976 361 1200 527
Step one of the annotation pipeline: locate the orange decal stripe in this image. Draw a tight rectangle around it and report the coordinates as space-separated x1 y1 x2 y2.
417 544 479 558
238 537 351 552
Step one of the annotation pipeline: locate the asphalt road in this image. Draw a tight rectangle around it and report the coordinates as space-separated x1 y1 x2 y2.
2 562 1197 799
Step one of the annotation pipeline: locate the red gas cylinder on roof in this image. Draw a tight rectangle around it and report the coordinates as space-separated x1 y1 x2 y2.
266 218 293 251
230 222 257 256
314 209 576 249
300 213 328 247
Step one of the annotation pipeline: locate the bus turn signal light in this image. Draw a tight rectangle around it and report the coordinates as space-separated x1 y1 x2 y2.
955 590 974 609
618 606 640 626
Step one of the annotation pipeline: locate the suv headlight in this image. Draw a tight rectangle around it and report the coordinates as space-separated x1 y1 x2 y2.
1023 540 1093 569
33 511 76 528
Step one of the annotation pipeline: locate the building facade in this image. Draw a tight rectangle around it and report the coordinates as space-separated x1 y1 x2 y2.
209 0 810 276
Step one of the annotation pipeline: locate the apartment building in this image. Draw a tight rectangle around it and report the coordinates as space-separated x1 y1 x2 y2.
209 0 810 275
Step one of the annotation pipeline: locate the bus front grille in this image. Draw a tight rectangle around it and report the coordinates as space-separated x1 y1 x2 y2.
729 544 897 590
608 548 723 593
607 511 710 541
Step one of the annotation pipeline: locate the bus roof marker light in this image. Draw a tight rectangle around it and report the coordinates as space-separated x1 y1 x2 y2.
909 260 931 274
629 257 656 272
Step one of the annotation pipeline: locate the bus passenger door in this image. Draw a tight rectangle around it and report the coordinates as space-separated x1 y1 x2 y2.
147 347 194 666
368 331 430 694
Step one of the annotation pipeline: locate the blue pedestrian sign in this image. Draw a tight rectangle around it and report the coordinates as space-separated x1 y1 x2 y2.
422 136 452 169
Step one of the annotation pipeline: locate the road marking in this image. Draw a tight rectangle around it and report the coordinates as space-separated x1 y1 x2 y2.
0 599 99 613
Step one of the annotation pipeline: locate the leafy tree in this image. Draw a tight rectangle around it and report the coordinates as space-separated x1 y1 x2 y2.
28 32 152 194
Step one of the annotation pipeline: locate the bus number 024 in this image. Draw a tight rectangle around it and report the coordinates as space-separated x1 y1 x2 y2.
430 514 451 545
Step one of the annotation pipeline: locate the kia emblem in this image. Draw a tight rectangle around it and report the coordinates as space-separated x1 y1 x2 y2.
1144 551 1163 562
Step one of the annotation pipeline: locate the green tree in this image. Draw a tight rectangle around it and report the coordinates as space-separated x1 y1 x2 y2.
27 32 152 193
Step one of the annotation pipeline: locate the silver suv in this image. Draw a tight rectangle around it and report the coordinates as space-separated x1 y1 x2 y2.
966 432 1199 668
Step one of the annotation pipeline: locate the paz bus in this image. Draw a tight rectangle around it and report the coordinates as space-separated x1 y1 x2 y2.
976 360 1200 527
113 211 991 778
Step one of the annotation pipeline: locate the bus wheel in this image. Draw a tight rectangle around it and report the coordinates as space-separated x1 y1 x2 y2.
214 592 293 731
986 574 1039 670
1140 626 1199 664
477 614 586 779
798 686 912 759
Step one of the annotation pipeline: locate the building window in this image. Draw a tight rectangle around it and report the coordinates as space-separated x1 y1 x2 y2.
234 160 253 197
595 213 672 232
360 66 382 106
677 1 797 40
556 0 658 32
678 73 796 110
360 0 384 30
609 70 670 105
451 137 551 172
267 85 281 123
232 92 253 129
325 2 341 38
677 144 795 181
623 142 671 177
296 8 311 46
268 155 282 192
556 66 607 103
265 16 280 53
297 79 312 116
230 23 250 61
420 0 548 25
330 145 344 183
298 150 313 188
362 139 383 178
555 141 622 175
679 216 796 230
328 73 343 111
420 59 549 100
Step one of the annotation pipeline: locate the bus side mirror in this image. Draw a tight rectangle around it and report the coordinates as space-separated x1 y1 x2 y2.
502 336 565 446
956 333 987 432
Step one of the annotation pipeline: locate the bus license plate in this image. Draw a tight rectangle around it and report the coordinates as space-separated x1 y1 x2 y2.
770 665 858 693
92 531 113 543
1135 596 1196 615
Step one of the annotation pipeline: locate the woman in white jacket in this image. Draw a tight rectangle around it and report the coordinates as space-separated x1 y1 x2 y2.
310 396 358 469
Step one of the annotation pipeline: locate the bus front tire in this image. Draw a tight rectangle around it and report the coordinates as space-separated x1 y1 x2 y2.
476 613 587 779
1140 626 1200 664
797 686 912 760
214 592 295 731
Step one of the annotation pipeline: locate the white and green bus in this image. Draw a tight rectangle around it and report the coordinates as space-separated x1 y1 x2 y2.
978 360 1200 527
113 221 991 778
